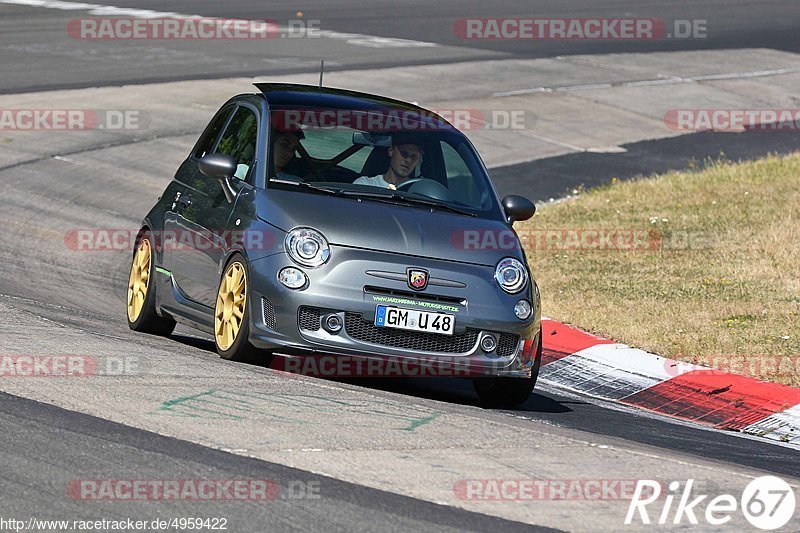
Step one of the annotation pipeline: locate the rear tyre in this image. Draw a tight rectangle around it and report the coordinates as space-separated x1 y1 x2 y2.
473 329 542 408
214 254 260 363
126 231 176 336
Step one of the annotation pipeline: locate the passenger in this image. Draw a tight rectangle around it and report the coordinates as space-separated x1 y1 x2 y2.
273 130 305 182
353 134 422 190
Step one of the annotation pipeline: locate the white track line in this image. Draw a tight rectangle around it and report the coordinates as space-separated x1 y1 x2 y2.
493 66 800 97
0 0 438 48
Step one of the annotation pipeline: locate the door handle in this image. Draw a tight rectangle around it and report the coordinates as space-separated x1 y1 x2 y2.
172 191 192 211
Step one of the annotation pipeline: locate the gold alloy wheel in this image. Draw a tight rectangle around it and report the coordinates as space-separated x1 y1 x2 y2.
215 261 247 351
127 238 151 322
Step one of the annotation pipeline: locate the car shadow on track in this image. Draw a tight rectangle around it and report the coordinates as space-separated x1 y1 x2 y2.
339 376 573 414
170 333 217 352
168 333 573 414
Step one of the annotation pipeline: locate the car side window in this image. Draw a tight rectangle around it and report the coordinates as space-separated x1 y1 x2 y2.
194 107 233 159
216 107 259 183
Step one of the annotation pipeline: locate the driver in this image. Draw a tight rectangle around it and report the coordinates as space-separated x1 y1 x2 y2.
273 129 305 182
353 133 422 190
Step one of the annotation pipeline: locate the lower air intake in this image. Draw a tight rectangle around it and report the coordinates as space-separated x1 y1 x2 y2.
262 298 277 330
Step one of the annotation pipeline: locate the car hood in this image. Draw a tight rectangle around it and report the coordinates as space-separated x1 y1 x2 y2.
256 188 523 266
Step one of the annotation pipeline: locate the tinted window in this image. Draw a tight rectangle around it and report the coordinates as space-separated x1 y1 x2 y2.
194 107 233 159
217 107 259 182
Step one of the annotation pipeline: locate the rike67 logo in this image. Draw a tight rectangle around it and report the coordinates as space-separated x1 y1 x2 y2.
626 476 796 530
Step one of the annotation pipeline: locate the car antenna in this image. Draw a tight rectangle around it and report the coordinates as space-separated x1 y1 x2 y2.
318 60 325 87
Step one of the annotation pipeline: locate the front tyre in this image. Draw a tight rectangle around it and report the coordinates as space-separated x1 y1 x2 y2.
214 254 259 362
473 329 542 408
126 231 176 336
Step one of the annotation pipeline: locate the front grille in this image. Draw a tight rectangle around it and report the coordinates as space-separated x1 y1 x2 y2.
497 333 520 357
344 312 479 354
364 286 465 306
262 298 276 330
298 306 320 331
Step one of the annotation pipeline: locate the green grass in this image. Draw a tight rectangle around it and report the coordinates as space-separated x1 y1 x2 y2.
518 153 800 386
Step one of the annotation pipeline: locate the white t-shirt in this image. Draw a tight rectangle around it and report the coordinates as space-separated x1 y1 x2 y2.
353 174 394 188
353 174 390 187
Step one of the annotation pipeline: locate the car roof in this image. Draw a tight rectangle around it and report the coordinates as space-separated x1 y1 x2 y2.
253 82 456 130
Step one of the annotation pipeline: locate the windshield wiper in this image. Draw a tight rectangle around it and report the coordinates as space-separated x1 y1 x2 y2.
336 190 477 217
395 195 478 217
270 179 344 197
272 181 478 217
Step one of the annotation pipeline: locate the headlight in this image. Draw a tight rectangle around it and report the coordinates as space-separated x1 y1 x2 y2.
285 227 330 267
494 257 527 294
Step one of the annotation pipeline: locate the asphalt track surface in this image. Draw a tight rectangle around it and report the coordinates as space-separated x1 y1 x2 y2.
2 1 800 531
0 0 799 92
0 391 548 532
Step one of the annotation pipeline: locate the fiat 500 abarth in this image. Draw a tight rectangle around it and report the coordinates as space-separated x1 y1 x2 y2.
126 83 541 406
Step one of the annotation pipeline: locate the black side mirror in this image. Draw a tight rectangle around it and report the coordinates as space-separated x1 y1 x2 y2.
198 153 236 180
198 153 238 203
502 195 536 223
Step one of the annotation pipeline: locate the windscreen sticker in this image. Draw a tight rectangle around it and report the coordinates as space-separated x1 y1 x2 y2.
371 295 460 313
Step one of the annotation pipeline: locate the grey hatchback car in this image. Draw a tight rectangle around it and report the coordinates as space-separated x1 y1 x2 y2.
126 83 541 407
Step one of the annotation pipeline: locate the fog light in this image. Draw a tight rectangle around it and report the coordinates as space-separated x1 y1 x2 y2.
480 334 497 353
514 299 532 320
278 267 306 289
324 314 342 333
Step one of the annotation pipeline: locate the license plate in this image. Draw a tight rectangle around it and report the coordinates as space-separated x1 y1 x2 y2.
374 306 455 336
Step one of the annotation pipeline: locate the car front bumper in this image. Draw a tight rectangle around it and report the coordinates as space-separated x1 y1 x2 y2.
246 246 541 378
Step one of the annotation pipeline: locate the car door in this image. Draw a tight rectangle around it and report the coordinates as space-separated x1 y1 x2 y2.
162 104 233 295
168 103 260 308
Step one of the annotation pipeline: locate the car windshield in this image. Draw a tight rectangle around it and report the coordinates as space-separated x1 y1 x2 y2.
266 106 504 219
